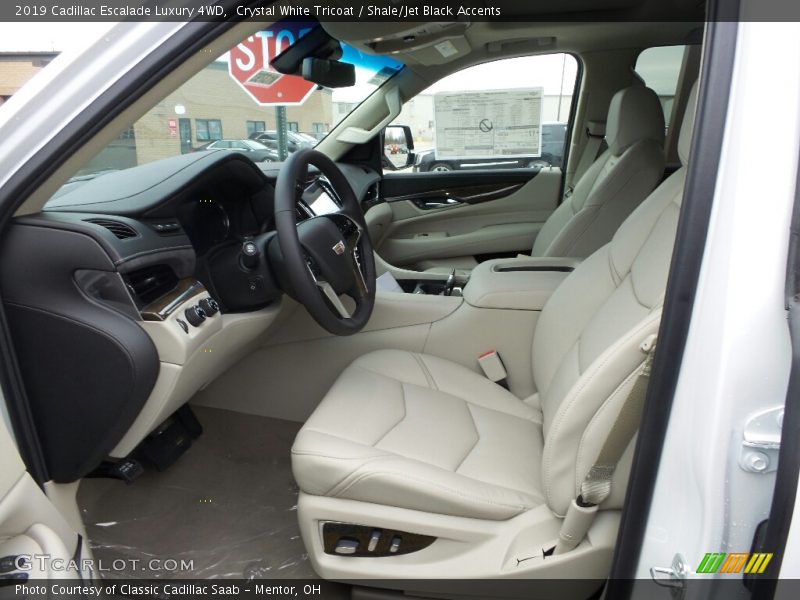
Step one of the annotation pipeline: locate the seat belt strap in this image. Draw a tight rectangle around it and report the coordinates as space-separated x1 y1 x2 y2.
564 121 606 198
554 333 657 554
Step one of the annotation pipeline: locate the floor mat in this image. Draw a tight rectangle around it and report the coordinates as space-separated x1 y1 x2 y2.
78 406 316 579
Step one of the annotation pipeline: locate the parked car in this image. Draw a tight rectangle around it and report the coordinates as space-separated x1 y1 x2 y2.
387 143 408 154
248 130 315 154
415 121 568 172
294 132 319 145
195 139 279 162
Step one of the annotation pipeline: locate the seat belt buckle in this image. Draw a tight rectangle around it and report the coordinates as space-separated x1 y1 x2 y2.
554 497 599 555
478 350 508 389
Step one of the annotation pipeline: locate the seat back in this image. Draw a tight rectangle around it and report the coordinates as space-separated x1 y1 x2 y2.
531 86 666 258
532 82 698 516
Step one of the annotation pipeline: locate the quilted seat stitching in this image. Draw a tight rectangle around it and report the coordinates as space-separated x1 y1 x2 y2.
331 467 541 514
413 352 439 390
453 403 481 472
308 354 543 506
372 381 408 447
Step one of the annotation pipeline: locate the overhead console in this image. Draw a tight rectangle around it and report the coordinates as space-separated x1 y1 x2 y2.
321 21 472 65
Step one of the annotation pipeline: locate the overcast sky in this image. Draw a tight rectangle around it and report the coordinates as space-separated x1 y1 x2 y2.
0 22 114 53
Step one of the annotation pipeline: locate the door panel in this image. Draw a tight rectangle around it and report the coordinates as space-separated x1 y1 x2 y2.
373 169 561 269
0 401 83 580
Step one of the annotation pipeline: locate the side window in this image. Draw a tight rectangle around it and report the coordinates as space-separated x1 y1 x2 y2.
246 120 266 137
635 45 688 130
311 122 327 139
386 54 578 173
196 118 223 142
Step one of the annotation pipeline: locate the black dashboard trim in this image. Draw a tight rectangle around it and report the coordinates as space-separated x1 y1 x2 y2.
44 152 268 217
0 224 160 482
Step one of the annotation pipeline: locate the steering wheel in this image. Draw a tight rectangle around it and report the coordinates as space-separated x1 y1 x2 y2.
274 149 376 336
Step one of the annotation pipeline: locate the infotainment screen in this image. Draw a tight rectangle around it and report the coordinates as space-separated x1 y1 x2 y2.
308 190 340 216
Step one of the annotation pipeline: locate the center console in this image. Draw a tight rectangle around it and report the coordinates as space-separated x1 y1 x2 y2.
397 270 464 297
387 256 581 308
462 257 581 310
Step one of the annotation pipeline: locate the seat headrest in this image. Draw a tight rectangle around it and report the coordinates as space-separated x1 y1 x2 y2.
605 85 665 156
678 81 699 166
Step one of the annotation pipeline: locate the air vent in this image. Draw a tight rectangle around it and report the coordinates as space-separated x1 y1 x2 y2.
124 265 179 307
85 218 138 240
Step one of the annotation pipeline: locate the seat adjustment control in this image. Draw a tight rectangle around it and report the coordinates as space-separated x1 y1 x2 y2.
368 530 381 552
322 523 435 557
334 538 359 555
184 305 207 327
0 555 25 574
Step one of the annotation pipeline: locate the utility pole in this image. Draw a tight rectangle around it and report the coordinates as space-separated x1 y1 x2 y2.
276 106 289 160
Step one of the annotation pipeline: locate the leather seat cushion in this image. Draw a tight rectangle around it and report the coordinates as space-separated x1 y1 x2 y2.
291 349 545 520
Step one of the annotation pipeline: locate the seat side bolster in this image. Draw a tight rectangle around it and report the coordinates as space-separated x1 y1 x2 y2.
326 456 543 521
541 311 662 516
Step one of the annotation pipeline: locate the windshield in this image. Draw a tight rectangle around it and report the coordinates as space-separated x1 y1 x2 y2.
47 21 401 195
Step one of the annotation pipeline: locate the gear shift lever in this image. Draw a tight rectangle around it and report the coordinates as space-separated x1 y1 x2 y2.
444 268 456 296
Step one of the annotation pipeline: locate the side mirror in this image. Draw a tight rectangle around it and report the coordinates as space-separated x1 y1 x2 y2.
383 124 416 170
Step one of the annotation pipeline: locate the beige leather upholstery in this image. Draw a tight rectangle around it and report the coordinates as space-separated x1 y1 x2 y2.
423 85 665 278
292 82 697 530
292 350 544 520
531 85 665 258
462 257 582 311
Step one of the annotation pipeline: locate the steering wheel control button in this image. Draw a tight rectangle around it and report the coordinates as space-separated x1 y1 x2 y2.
240 240 260 270
176 318 189 334
368 530 381 552
389 536 402 553
184 305 207 327
334 539 359 555
199 297 219 316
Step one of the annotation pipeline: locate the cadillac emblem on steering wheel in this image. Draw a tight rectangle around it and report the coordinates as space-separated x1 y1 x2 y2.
332 240 345 255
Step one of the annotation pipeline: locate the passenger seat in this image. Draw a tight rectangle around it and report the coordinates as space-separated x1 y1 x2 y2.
424 85 666 275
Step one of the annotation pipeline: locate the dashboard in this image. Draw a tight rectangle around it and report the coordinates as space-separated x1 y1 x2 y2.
0 149 380 482
34 150 379 314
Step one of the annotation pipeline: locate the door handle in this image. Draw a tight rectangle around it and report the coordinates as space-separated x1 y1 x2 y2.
414 197 463 210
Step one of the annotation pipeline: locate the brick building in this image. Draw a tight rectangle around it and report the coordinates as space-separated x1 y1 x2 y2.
1 54 332 173
131 61 332 166
0 52 58 105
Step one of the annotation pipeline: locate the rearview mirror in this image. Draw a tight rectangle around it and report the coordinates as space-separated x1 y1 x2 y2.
301 57 355 88
383 125 416 171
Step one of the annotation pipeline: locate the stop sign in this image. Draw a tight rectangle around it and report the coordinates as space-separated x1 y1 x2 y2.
229 24 316 106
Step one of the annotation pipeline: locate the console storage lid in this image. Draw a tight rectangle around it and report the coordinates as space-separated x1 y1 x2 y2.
463 257 582 311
